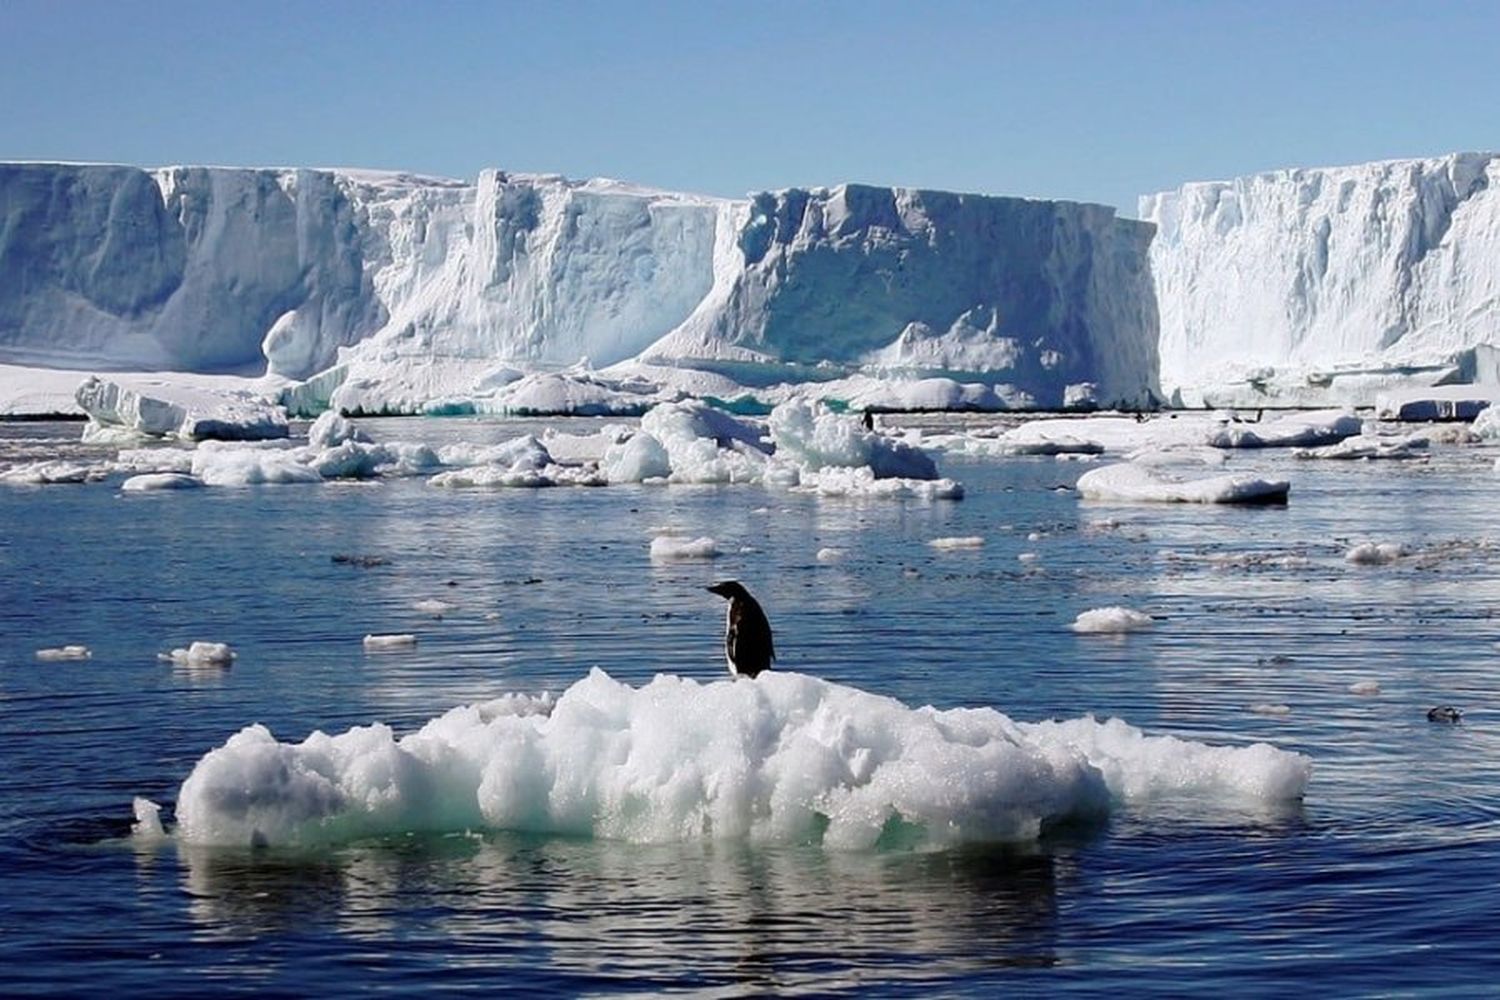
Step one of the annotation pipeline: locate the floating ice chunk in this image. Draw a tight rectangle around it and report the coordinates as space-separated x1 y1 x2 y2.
113 448 195 475
167 669 1309 849
0 460 108 485
769 398 939 479
413 599 455 617
816 547 845 562
1375 387 1497 423
122 473 203 491
600 431 672 483
650 535 721 560
131 797 166 840
191 442 322 486
1206 410 1362 449
306 411 368 448
364 633 418 650
484 372 656 417
1249 704 1292 717
929 536 985 549
1077 462 1289 505
795 466 964 500
1345 542 1405 565
161 642 236 666
35 645 92 661
1349 680 1382 696
1018 552 1040 563
77 375 288 441
1294 434 1428 460
1071 607 1154 633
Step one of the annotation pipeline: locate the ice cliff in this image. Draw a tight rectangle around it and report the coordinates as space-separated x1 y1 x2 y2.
1141 152 1500 406
0 163 1158 411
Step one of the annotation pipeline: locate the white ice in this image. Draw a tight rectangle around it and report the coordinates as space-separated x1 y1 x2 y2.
161 641 236 666
363 634 418 650
1076 463 1290 505
1071 608 1155 633
650 535 721 561
121 473 203 491
35 645 92 661
164 668 1310 850
76 375 288 441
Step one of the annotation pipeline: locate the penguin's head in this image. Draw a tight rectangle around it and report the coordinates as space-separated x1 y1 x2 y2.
707 580 749 601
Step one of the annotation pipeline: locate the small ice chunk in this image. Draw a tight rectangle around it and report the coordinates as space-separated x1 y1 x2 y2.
1071 607 1154 633
36 644 92 661
161 641 236 666
1018 552 1040 563
1348 680 1382 696
1345 542 1405 565
929 536 985 549
816 547 845 562
413 599 456 617
122 473 203 492
132 797 166 839
1078 462 1289 505
650 535 721 561
364 633 418 650
1250 703 1292 716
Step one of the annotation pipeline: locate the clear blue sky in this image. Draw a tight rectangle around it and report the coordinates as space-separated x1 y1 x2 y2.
2 0 1495 217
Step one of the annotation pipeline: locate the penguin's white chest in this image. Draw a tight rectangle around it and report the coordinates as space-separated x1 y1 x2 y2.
724 603 739 677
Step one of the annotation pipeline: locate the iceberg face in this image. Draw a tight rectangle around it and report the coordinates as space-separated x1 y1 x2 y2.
1141 152 1500 405
0 163 1160 410
646 185 1160 407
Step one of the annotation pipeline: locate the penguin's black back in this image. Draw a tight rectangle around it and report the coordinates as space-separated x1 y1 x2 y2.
727 592 775 678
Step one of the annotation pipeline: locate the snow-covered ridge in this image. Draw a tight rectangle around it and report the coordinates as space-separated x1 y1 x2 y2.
1141 152 1500 406
0 162 1158 411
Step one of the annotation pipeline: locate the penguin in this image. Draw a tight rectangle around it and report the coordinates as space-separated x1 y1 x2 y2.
706 580 775 678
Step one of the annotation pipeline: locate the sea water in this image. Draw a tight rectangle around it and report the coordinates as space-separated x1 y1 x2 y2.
3 417 1500 995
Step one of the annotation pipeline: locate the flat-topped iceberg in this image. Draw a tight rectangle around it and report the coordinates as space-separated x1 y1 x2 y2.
0 162 1159 416
76 375 288 441
1142 152 1500 407
163 667 1310 850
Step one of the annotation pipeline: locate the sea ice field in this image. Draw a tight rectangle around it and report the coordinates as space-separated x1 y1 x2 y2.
4 409 1500 995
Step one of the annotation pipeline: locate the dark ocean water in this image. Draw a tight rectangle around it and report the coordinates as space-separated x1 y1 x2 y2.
4 417 1500 996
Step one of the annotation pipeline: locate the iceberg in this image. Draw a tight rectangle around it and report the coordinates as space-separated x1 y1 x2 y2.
1076 462 1290 505
0 162 1159 415
75 375 288 441
1142 152 1500 407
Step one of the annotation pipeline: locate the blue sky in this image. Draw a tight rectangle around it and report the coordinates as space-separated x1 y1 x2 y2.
2 0 1495 216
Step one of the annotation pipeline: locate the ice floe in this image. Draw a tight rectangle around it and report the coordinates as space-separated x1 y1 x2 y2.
0 460 108 485
35 645 92 661
160 642 236 667
1076 463 1290 505
363 634 418 651
650 535 721 561
162 668 1310 849
1204 409 1362 449
121 473 203 492
1071 607 1155 633
929 536 985 549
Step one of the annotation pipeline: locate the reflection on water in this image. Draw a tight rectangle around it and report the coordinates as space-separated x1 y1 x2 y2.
168 833 1063 992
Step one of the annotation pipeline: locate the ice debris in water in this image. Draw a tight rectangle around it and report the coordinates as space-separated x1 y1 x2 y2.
0 460 109 485
1250 704 1293 717
132 797 166 840
1345 542 1405 565
413 599 456 617
650 535 721 561
816 547 846 562
121 473 203 492
363 633 418 650
1071 607 1155 633
165 668 1311 850
929 536 985 549
1349 680 1382 696
35 645 92 661
160 642 236 666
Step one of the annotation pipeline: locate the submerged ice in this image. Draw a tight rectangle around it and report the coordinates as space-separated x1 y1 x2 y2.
164 668 1310 851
